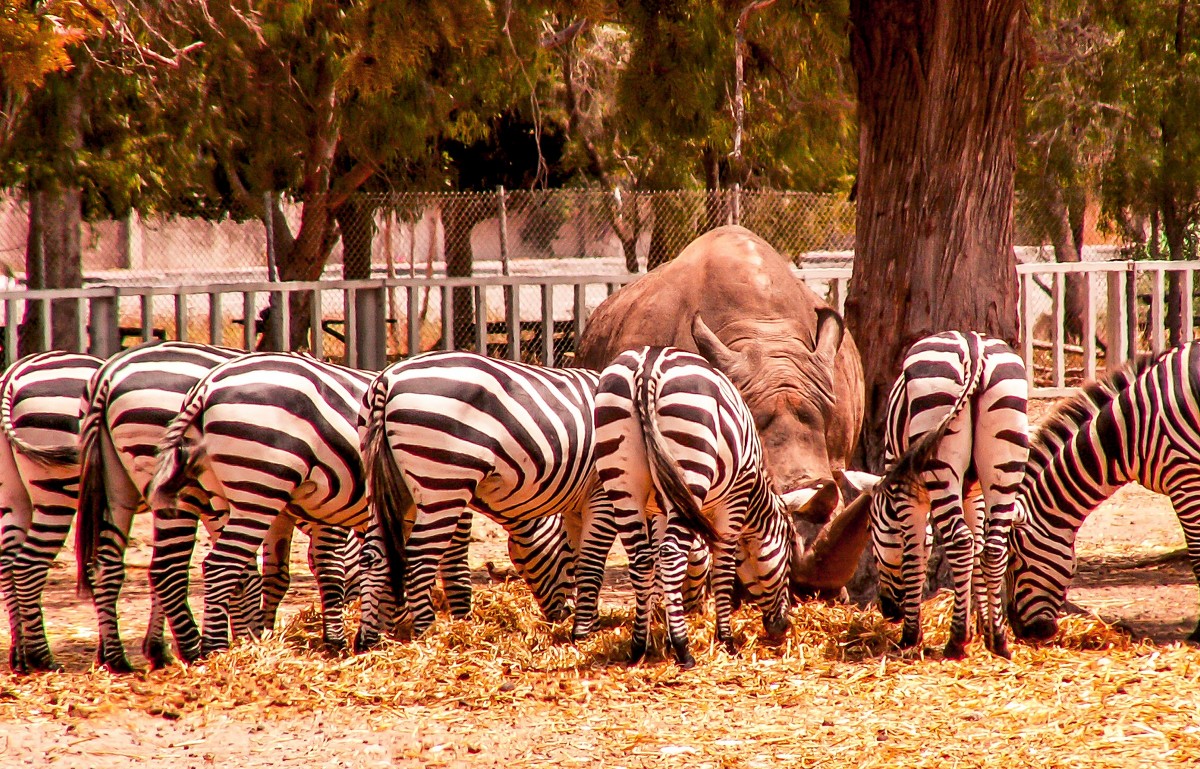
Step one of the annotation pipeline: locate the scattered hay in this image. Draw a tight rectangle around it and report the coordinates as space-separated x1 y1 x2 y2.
2 585 1198 767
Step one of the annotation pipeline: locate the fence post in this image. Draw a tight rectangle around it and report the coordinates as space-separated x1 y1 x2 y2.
732 183 742 226
1106 268 1128 373
88 292 120 359
355 284 387 371
498 185 509 277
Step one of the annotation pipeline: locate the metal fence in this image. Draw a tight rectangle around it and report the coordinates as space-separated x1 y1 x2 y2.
4 260 1196 397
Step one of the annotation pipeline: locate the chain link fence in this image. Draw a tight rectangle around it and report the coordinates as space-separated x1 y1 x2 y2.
0 189 1160 384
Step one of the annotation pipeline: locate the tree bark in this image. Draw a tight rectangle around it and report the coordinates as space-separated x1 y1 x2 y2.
845 0 1026 468
21 186 84 355
20 64 86 356
442 197 487 350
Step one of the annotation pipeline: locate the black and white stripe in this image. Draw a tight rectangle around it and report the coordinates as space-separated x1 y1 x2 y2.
870 331 1029 659
1008 343 1200 643
74 341 265 671
146 353 387 660
593 346 806 668
0 351 101 672
361 350 602 643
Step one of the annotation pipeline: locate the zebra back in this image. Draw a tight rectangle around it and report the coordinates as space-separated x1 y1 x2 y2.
632 349 724 544
882 332 988 497
0 351 99 466
75 342 242 594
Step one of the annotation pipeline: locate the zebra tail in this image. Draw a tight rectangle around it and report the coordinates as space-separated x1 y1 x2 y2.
886 332 988 493
147 384 207 513
361 375 410 606
634 364 721 545
75 376 112 598
0 365 78 466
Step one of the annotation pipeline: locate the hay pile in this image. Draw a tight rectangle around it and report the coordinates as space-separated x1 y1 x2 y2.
1 584 1198 767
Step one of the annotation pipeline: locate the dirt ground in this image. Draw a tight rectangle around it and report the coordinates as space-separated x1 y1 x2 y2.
0 431 1196 767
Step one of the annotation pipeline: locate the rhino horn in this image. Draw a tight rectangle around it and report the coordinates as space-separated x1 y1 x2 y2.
788 484 873 590
691 314 750 378
781 480 840 525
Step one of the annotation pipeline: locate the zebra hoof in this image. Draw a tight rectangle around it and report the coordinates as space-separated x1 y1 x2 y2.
8 647 26 674
671 639 695 669
99 655 135 675
353 629 379 654
719 637 737 656
143 640 174 670
324 638 349 656
571 627 593 644
628 637 647 665
898 625 921 650
942 639 968 660
990 638 1012 660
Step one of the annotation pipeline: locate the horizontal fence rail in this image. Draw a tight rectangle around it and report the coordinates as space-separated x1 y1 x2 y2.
2 260 1196 398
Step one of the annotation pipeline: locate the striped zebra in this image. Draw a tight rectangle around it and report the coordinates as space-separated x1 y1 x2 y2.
0 351 101 672
144 352 397 659
1007 343 1200 644
74 341 275 671
360 350 603 645
593 344 820 668
869 331 1029 659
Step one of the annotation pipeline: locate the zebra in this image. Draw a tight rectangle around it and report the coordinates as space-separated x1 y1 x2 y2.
142 352 403 660
0 350 102 672
73 341 274 671
360 350 606 645
592 343 823 669
1007 343 1200 644
868 331 1029 659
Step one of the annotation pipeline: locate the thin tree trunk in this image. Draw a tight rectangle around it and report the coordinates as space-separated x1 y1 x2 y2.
443 197 486 350
21 187 83 355
20 63 85 356
845 0 1026 468
1046 185 1088 343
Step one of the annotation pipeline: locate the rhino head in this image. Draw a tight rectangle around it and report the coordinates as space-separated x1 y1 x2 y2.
691 311 872 594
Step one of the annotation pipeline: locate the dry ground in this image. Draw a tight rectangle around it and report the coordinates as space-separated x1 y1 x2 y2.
0 457 1196 767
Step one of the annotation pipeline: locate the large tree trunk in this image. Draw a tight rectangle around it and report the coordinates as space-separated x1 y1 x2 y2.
20 64 85 356
21 186 83 355
845 0 1026 468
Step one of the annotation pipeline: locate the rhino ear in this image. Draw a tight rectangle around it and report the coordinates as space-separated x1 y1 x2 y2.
692 314 748 377
814 307 845 362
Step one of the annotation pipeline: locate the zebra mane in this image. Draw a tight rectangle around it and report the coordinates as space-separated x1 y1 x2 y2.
1029 354 1156 458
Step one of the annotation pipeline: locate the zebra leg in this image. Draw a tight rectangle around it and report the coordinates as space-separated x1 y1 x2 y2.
90 502 139 673
199 505 278 657
710 538 739 657
308 524 351 653
11 489 77 672
343 529 366 605
658 517 696 669
507 515 575 624
933 505 975 660
980 510 1013 659
683 536 711 616
260 513 296 632
0 474 32 673
353 519 393 653
405 506 467 636
572 490 620 641
1164 480 1200 643
438 509 474 620
894 496 928 652
149 509 203 664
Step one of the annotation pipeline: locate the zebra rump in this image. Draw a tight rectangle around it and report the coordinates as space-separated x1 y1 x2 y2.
362 373 411 609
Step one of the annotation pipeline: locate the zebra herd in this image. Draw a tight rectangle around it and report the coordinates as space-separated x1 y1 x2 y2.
1 325 1199 675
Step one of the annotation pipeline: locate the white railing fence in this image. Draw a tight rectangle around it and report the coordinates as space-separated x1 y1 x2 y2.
2 260 1196 398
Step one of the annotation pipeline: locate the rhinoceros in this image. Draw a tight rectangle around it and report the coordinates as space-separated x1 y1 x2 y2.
575 224 870 593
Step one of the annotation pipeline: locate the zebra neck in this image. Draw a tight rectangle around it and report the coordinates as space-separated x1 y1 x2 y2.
1023 409 1132 534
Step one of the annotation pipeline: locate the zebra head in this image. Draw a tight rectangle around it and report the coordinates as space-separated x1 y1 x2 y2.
1005 511 1067 643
